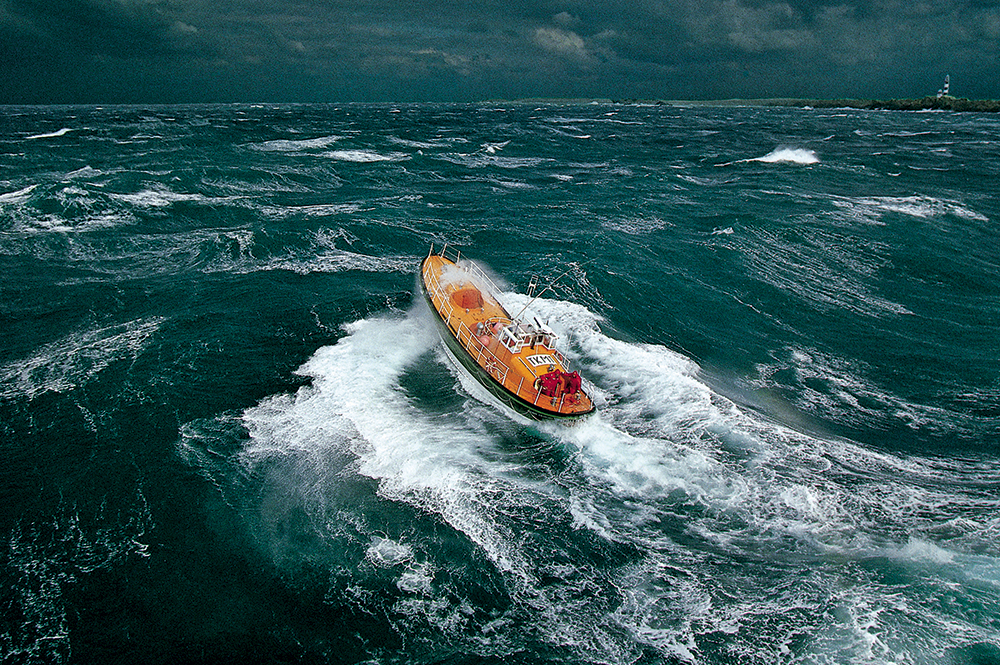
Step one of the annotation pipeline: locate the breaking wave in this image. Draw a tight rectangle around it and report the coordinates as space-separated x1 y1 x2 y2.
0 318 165 401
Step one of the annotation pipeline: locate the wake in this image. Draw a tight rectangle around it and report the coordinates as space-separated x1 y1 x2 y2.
178 297 1000 664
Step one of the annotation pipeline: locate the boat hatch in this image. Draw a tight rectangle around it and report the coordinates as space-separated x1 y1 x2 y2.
452 288 484 310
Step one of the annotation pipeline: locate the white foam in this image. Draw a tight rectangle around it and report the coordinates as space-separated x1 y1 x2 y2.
438 153 553 169
110 186 208 208
0 317 164 401
0 184 37 205
750 147 819 164
25 128 73 140
366 536 415 567
237 312 549 590
323 149 410 163
846 195 988 222
192 293 1000 663
254 135 341 151
388 136 460 149
897 537 956 564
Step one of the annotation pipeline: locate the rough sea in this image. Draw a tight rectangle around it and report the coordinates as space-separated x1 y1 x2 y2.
1 103 998 665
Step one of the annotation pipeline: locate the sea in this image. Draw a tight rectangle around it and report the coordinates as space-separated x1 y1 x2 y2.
1 102 998 665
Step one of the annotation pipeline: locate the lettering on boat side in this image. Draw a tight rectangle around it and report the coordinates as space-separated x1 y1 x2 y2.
526 354 557 367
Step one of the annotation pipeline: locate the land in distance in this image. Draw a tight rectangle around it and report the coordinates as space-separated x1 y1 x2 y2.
502 96 1000 112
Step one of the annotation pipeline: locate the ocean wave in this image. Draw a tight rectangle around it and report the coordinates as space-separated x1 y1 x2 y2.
0 317 164 401
847 195 988 222
0 184 38 205
750 346 957 435
184 296 997 663
437 153 553 169
601 214 674 235
252 135 342 152
741 147 820 165
25 128 73 140
250 231 414 275
738 224 913 318
322 149 411 163
388 136 463 149
108 186 213 208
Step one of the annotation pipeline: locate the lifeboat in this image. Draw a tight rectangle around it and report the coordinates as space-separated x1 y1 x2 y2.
420 245 595 421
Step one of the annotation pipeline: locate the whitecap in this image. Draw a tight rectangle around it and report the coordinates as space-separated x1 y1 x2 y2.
323 149 410 163
388 136 455 149
850 195 988 222
253 135 341 151
109 187 208 207
0 317 164 401
438 153 552 169
366 537 415 567
483 140 509 154
0 184 38 205
749 147 819 164
896 537 956 564
25 128 73 140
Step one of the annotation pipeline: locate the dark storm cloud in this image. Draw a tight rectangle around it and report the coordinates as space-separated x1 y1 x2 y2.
1 0 997 102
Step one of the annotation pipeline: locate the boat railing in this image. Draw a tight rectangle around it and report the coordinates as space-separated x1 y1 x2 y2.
424 261 515 388
424 258 575 375
423 262 456 323
434 244 508 309
454 319 511 386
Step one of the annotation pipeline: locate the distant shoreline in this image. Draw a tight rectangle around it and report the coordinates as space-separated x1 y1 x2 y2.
677 96 1000 112
510 96 1000 112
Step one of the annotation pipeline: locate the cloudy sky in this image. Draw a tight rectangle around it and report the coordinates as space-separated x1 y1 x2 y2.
1 0 997 103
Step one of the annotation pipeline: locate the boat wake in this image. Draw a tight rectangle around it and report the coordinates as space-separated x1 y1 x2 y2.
178 298 1000 664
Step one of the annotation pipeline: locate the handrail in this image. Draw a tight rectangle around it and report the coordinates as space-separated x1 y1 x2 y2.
435 251 576 373
425 253 584 413
433 246 508 311
454 319 510 386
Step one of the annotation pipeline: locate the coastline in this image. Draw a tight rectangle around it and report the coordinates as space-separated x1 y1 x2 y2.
506 96 1000 112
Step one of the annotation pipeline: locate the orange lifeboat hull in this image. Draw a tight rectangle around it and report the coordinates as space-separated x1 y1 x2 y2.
420 247 595 421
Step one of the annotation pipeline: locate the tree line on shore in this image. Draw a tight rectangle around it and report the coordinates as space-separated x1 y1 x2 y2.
780 96 1000 112
606 96 1000 112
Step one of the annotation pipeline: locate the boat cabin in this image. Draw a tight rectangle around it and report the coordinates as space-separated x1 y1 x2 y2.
497 321 556 354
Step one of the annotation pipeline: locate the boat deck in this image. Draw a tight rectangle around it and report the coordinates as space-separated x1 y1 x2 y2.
421 252 593 418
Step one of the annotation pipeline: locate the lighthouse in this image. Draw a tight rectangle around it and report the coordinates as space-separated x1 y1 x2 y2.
937 75 950 98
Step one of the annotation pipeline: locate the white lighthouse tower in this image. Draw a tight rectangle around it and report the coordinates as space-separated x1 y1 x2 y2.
937 75 950 98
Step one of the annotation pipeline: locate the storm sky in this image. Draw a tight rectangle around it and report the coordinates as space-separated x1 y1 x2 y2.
1 0 997 103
